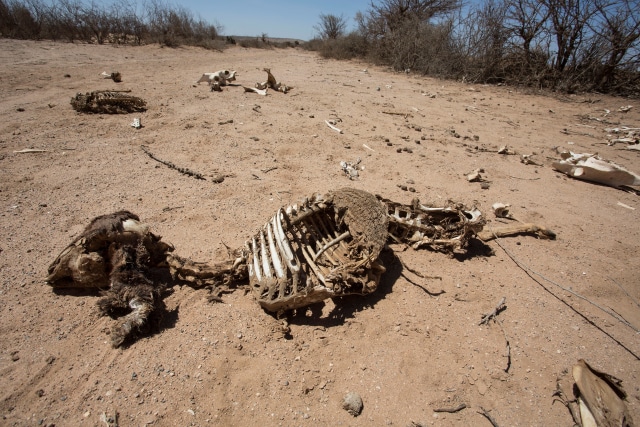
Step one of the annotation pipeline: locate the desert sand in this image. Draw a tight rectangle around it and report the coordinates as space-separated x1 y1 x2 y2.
0 39 639 426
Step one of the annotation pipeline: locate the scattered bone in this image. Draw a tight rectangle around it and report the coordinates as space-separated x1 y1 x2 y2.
467 168 484 182
256 68 291 93
243 86 267 95
130 118 141 129
340 158 363 179
342 392 364 416
101 71 121 82
552 151 640 189
617 202 635 210
325 119 343 133
618 105 632 113
13 148 48 153
572 359 634 427
492 203 512 219
520 154 542 166
497 145 516 155
433 404 467 413
141 145 205 180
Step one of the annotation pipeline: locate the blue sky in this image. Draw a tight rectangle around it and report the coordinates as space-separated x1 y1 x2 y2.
177 0 372 40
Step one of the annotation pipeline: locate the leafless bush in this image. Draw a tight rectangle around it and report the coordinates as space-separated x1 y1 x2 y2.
314 13 347 40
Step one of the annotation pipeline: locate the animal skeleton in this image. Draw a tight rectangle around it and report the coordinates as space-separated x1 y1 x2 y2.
197 70 237 91
46 188 553 347
70 90 146 114
256 68 291 93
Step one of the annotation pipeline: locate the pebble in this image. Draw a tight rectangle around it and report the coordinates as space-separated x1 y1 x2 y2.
342 391 363 416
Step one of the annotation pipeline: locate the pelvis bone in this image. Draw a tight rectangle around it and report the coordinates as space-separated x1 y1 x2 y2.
552 151 640 189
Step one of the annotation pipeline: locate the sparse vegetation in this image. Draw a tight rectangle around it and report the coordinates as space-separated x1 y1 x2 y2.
1 0 637 94
307 0 640 96
0 0 226 49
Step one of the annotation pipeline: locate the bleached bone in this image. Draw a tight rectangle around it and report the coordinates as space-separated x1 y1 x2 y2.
492 203 511 218
325 120 343 133
340 158 362 180
197 70 237 86
100 71 121 82
552 151 640 189
243 86 267 96
247 188 388 313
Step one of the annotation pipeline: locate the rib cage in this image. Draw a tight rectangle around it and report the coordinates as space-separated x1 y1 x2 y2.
247 188 388 312
71 90 147 114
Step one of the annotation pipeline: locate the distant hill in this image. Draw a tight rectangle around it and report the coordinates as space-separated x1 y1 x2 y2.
228 35 306 44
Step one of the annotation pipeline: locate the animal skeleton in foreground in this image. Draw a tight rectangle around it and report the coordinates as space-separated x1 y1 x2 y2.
47 188 553 347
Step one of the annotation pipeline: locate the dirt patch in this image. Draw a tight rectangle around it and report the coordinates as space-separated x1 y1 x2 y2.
0 39 639 426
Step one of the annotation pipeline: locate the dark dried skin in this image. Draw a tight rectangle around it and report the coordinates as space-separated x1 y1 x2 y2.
46 211 174 347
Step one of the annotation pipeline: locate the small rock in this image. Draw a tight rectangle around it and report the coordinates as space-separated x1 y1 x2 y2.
343 391 363 416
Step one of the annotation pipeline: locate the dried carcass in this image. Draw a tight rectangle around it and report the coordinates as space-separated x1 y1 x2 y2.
46 211 174 347
48 188 538 347
71 90 146 114
256 68 292 93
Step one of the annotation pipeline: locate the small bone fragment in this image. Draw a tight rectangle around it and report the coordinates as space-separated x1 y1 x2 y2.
617 202 635 210
467 169 483 182
521 154 541 166
243 86 267 96
325 120 343 133
492 203 512 218
498 145 516 155
13 148 48 153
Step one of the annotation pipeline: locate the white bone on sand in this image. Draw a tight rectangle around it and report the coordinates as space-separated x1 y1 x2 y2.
197 70 237 85
552 151 640 188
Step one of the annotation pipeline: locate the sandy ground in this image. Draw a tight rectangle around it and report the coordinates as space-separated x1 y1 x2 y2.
0 39 639 427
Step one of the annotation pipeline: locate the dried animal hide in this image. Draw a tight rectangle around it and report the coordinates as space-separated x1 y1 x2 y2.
47 211 174 347
71 91 146 114
572 359 634 427
552 152 640 189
